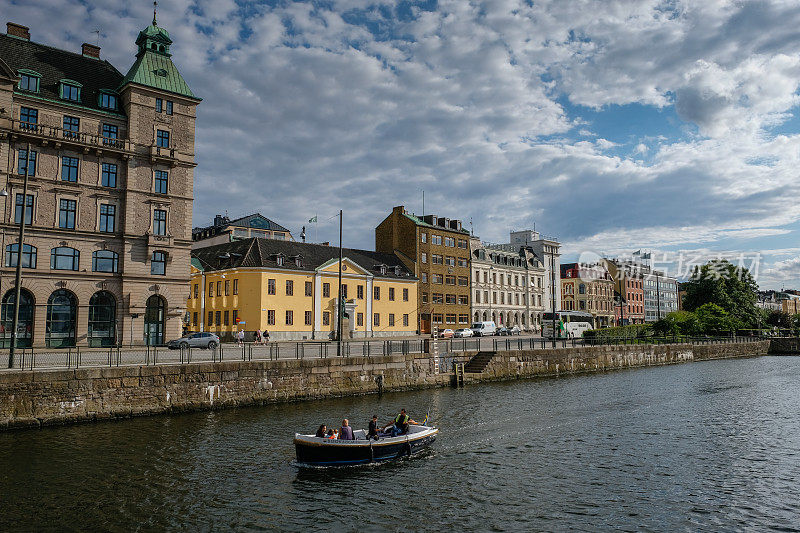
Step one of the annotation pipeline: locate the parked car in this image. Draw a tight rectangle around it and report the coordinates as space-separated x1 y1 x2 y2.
471 321 497 336
496 327 509 336
439 328 455 339
507 326 521 336
167 332 220 350
454 328 474 338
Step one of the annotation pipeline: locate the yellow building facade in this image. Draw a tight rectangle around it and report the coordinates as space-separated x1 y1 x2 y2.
187 238 418 340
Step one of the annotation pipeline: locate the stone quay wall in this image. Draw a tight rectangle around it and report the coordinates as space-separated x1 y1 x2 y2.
0 341 769 430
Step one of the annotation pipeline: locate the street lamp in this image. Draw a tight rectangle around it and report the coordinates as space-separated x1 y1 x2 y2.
8 142 32 368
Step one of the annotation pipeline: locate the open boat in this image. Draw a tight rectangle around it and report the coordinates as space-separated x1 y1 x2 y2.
294 425 438 466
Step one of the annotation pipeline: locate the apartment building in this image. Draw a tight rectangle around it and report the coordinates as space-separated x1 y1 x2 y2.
509 230 561 313
376 205 471 334
188 238 417 340
0 17 199 347
561 262 614 327
603 259 645 325
192 213 294 249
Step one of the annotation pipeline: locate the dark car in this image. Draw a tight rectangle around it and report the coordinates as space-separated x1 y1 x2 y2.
507 326 521 336
496 327 509 336
167 332 220 350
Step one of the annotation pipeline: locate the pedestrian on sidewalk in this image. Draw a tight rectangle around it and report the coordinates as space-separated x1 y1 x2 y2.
262 329 270 344
237 329 245 346
255 329 262 344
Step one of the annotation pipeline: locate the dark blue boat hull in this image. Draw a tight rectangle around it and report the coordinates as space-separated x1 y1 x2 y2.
295 433 437 466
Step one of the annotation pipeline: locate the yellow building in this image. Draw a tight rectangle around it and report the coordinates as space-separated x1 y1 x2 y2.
187 238 418 340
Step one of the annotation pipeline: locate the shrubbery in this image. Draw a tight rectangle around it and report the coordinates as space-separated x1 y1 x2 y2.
584 324 652 340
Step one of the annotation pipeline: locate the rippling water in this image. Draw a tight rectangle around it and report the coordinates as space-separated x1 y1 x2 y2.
2 356 800 531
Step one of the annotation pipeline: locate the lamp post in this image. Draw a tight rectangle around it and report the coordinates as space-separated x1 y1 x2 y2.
8 142 31 368
336 209 343 357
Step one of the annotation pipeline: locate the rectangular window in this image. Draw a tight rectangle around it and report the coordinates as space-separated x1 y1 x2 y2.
374 286 380 300
102 123 118 140
233 310 239 325
432 254 443 265
285 310 293 326
153 209 167 235
445 275 456 285
216 281 221 295
286 279 293 296
445 256 455 267
61 83 80 102
403 288 409 301
268 279 276 295
421 273 428 284
421 252 427 264
14 194 33 225
63 115 79 139
323 312 330 326
431 274 443 284
58 199 77 229
193 284 199 299
357 313 363 327
224 280 230 296
154 170 168 194
433 314 443 324
233 279 239 295
166 100 173 115
304 281 312 296
208 282 214 297
459 314 469 324
305 311 312 326
420 232 427 243
458 276 469 286
50 247 79 271
215 311 221 327
433 293 444 304
445 314 456 324
20 107 38 130
431 235 442 245
223 310 229 326
389 314 395 327
445 294 456 304
459 295 468 305
156 129 170 148
101 163 117 188
422 292 429 304
323 283 330 297
208 311 214 326
458 258 468 268
156 98 163 113
192 312 198 326
475 291 480 304
445 237 455 247
268 310 275 325
458 239 468 249
99 93 117 110
341 284 347 299
357 285 364 299
403 314 409 327
373 313 380 327
18 149 37 176
389 287 395 301
19 74 39 92
99 204 116 233
61 156 79 182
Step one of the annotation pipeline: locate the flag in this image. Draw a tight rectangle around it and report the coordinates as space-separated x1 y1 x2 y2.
308 215 317 223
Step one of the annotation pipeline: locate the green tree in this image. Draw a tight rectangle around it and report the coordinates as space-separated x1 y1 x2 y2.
682 260 759 327
695 303 734 332
766 310 791 329
653 311 701 336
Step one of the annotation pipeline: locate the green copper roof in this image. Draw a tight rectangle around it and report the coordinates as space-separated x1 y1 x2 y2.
141 23 171 41
120 49 199 100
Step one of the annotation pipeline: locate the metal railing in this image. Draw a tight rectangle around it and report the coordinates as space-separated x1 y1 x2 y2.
8 118 133 152
2 335 768 371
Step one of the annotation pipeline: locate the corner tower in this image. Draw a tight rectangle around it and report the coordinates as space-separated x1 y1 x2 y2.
118 14 201 344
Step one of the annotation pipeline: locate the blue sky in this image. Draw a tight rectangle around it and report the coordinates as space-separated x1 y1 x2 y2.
4 0 800 289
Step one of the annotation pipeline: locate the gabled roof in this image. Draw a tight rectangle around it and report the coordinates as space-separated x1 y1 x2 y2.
192 238 416 280
0 33 125 115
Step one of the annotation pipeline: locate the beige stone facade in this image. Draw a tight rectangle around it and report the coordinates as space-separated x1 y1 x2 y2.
0 20 199 347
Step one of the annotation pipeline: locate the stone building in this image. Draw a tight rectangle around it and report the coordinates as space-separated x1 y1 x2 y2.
560 262 614 327
188 238 417 340
642 267 678 322
0 17 199 347
470 236 546 330
376 206 471 334
192 213 294 249
509 230 561 313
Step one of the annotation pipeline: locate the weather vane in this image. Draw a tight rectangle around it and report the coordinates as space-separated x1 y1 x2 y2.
153 1 158 25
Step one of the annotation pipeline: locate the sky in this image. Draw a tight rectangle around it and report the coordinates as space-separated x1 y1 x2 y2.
3 0 800 289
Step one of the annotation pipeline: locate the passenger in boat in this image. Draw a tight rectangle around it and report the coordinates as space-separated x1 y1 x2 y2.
367 415 379 440
326 429 338 439
315 424 327 438
383 409 419 437
339 419 354 440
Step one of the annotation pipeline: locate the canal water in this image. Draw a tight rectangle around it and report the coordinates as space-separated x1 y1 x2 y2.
2 356 800 531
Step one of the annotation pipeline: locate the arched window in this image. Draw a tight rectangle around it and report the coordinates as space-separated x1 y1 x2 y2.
151 251 166 275
88 291 116 347
5 243 37 268
474 312 479 322
578 283 586 294
92 250 119 273
144 295 165 345
46 289 77 347
51 247 79 270
1 288 34 347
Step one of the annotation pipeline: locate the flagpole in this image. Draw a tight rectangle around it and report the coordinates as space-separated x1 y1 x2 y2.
337 210 343 357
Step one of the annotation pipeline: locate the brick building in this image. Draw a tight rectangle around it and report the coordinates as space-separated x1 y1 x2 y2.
560 262 614 327
0 17 199 347
376 206 471 334
604 259 645 325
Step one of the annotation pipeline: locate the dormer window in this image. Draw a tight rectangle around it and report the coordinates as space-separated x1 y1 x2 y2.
276 255 284 267
394 266 401 276
59 80 82 102
380 265 387 275
98 91 117 111
18 70 40 93
294 256 302 267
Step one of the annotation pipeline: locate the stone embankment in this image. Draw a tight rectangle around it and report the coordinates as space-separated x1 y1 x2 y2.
0 340 770 430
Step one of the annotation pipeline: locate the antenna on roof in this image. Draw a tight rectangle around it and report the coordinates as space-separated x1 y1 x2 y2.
153 1 158 25
91 28 101 46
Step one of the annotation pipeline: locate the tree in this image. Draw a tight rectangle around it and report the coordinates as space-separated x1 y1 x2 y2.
653 311 700 336
682 260 759 328
766 310 791 329
695 303 733 332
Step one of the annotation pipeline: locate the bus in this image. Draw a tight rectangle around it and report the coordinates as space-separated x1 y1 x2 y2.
541 311 595 338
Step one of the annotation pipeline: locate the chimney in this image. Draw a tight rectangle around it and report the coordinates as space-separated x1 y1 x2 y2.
81 42 101 59
213 214 225 227
7 22 30 41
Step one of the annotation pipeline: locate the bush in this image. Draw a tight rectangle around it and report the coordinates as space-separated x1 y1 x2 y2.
584 324 652 340
653 311 701 336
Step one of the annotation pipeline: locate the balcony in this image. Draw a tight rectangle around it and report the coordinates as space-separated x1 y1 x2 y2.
4 118 133 154
150 144 195 167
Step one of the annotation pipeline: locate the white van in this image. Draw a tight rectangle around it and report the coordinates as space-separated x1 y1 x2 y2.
471 321 497 337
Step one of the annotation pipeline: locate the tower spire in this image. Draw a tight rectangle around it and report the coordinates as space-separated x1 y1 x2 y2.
153 1 158 26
